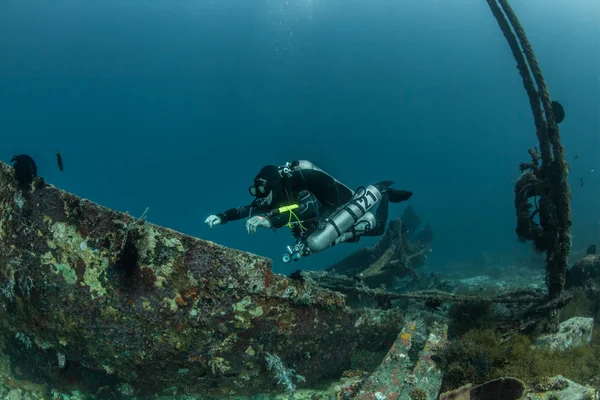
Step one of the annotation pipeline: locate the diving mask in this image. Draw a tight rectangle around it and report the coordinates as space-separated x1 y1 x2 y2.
249 179 270 198
250 165 283 198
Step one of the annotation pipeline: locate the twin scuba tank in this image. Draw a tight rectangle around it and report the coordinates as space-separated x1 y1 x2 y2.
282 184 384 262
305 184 383 253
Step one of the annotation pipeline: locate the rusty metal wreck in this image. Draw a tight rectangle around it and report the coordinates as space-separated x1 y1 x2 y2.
0 160 405 398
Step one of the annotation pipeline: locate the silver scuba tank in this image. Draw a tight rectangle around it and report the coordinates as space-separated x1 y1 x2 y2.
331 212 377 246
305 184 383 253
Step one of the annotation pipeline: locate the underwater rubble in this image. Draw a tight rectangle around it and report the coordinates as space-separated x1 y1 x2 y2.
566 254 600 289
533 316 594 351
1 156 600 399
355 321 448 400
325 205 433 291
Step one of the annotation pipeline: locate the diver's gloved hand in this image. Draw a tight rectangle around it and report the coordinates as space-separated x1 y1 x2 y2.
246 216 271 234
205 215 222 228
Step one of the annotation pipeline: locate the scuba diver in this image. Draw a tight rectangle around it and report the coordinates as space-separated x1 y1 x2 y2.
204 160 413 262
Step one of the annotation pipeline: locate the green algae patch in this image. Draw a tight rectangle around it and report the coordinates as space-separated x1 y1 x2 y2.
163 296 179 312
42 222 110 297
42 249 78 285
53 263 77 285
142 299 153 311
233 297 265 329
161 235 185 252
0 212 4 240
233 297 264 318
82 258 109 298
100 306 120 322
135 226 186 282
137 226 159 263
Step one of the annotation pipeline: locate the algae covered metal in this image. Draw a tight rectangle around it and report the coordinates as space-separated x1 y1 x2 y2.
0 160 403 398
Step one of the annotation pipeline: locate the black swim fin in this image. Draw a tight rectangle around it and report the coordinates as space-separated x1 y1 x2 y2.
374 180 395 188
386 188 413 203
373 181 412 203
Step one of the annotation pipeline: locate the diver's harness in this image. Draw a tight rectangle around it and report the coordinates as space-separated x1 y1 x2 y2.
264 203 318 263
280 184 382 263
265 162 383 263
258 162 317 262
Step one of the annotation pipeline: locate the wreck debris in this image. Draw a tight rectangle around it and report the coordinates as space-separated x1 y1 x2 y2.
532 316 594 351
565 254 600 289
527 375 597 400
439 377 526 400
587 245 596 255
304 268 571 340
0 160 406 398
304 271 551 308
356 321 448 400
325 206 433 289
356 321 419 399
403 322 448 398
485 0 572 332
439 375 598 400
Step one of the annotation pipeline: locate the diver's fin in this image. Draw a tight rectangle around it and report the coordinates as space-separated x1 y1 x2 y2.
386 188 413 203
374 180 395 189
372 181 411 203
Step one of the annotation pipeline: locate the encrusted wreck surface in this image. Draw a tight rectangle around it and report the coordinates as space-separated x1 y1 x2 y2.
326 206 433 289
0 161 404 398
565 254 600 289
357 321 447 400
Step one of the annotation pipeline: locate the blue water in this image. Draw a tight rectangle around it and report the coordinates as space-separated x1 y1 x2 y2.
1 0 598 275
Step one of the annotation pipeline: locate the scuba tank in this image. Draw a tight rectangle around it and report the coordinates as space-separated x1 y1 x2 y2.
304 184 383 254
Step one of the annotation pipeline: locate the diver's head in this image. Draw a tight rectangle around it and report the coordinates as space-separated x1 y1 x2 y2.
249 165 282 205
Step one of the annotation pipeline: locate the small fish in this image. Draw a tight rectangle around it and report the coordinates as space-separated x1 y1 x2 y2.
551 101 565 123
587 245 596 255
56 149 63 172
574 154 579 159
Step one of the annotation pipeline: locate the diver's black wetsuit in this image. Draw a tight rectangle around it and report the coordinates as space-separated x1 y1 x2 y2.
215 159 408 245
216 160 356 237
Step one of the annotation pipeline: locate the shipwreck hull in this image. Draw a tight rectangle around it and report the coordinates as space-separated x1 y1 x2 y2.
0 161 403 398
